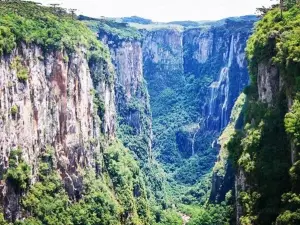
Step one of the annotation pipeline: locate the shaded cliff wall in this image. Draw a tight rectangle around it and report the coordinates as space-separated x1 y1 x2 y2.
232 61 290 225
184 20 253 132
142 29 192 165
181 20 256 205
232 63 291 225
209 93 245 203
100 33 152 162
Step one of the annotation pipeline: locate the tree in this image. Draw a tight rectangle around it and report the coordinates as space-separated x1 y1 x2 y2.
69 8 77 19
285 99 300 146
280 0 284 18
49 3 60 8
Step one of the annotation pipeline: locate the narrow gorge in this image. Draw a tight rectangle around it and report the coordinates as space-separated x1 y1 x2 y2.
1 1 300 225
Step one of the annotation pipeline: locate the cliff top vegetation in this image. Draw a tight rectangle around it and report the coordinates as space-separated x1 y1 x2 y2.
246 2 300 92
0 0 108 58
81 18 142 41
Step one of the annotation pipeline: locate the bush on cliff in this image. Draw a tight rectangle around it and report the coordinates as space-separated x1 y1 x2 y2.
5 148 31 191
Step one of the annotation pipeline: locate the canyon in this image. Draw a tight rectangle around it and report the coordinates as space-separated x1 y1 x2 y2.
1 1 300 225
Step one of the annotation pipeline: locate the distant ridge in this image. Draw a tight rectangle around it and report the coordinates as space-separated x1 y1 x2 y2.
121 16 153 24
79 14 259 31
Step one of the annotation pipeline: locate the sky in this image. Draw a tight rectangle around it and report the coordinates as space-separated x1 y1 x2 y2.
33 0 275 22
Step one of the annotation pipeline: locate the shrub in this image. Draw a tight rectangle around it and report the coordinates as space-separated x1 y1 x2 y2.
5 148 31 190
11 57 28 82
6 162 31 190
10 105 18 116
0 26 16 55
285 99 300 145
17 68 28 82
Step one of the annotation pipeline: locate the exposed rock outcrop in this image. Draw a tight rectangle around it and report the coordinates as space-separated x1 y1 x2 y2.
235 168 247 225
257 61 280 106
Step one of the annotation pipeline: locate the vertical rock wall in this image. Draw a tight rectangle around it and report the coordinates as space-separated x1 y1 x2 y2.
0 44 116 220
100 33 152 161
183 21 253 132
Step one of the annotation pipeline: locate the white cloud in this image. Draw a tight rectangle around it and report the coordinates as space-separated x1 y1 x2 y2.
32 0 275 22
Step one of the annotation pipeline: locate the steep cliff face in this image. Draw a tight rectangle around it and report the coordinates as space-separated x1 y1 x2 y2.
175 123 200 158
257 62 281 106
0 43 115 220
183 20 253 131
230 60 290 225
96 23 168 208
143 29 184 94
142 28 200 167
99 29 152 162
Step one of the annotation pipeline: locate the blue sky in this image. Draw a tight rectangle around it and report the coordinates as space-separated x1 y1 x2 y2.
34 0 275 22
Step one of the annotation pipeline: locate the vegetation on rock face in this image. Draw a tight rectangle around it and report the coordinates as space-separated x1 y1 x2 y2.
145 64 219 207
10 105 18 116
226 2 300 225
116 89 168 208
18 147 122 225
0 25 16 56
228 87 291 224
213 93 246 178
143 51 216 175
6 142 159 225
276 96 300 225
90 17 171 215
116 84 152 163
103 141 151 224
285 99 300 146
5 148 31 191
11 56 28 82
